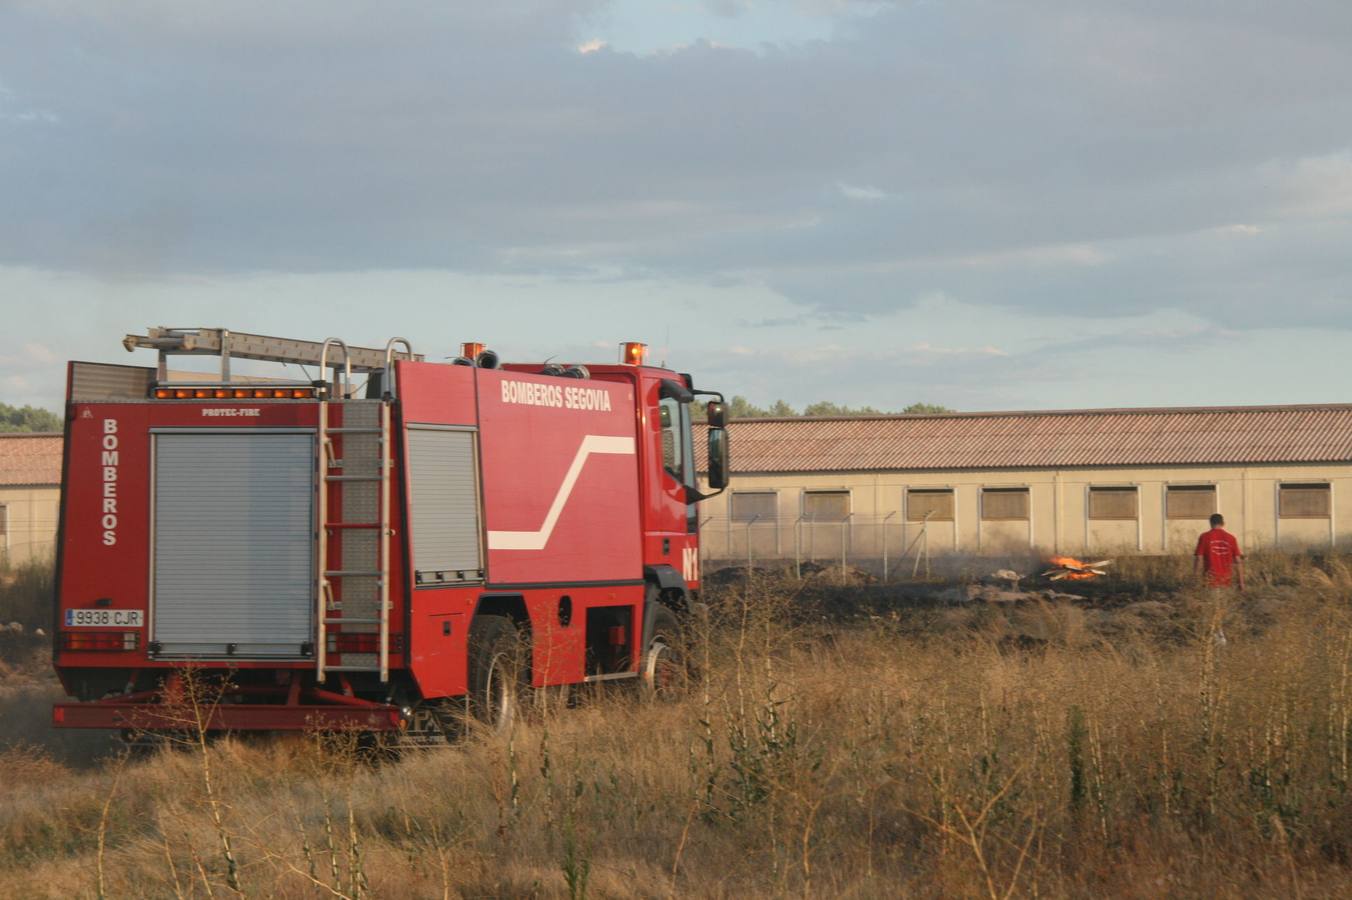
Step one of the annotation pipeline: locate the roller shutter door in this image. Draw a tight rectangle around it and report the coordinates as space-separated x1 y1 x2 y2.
406 427 482 583
153 432 314 657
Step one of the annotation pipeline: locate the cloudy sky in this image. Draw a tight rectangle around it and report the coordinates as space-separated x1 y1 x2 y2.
2 1 1350 414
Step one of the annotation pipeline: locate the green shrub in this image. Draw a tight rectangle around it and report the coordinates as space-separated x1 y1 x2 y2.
0 557 55 629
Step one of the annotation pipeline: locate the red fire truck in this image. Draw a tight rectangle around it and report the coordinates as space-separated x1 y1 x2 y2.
51 328 729 740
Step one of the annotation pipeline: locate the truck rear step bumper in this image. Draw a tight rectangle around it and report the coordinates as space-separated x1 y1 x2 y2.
53 696 403 732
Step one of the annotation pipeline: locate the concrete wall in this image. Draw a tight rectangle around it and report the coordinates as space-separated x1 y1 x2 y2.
0 485 59 567
698 464 1352 562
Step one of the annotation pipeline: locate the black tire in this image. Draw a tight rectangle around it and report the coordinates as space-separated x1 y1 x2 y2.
468 615 528 731
641 601 687 700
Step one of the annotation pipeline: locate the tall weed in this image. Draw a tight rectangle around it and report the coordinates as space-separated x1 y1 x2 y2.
3 557 1352 896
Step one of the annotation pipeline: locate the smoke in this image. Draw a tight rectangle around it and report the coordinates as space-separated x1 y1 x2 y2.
0 636 121 768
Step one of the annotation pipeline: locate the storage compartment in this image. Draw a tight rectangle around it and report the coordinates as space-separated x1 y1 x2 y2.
584 605 633 675
406 426 483 583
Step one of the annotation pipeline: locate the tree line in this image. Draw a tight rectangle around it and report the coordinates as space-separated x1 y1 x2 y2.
695 397 952 421
0 402 62 433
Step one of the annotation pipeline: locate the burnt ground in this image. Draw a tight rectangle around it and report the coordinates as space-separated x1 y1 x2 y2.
699 559 1325 654
703 560 1182 612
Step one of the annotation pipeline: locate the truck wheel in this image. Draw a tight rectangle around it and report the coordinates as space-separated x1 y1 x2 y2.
642 604 686 700
468 616 528 732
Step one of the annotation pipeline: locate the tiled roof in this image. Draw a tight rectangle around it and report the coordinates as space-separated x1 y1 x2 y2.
0 433 63 486
697 404 1352 473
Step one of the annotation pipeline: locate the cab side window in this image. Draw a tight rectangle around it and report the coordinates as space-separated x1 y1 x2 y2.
659 396 683 480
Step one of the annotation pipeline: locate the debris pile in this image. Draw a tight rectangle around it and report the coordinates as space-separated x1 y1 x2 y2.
937 568 1088 604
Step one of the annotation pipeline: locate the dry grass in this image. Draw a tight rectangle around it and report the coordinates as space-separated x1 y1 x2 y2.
4 556 1352 897
0 554 55 630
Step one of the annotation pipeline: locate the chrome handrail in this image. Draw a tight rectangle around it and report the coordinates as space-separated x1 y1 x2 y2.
318 338 354 399
382 337 414 399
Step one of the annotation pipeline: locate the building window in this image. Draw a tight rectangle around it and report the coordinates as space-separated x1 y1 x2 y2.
1279 483 1331 519
1165 485 1216 520
1088 486 1138 520
907 488 954 522
731 491 777 523
981 487 1029 521
0 505 6 544
802 490 850 523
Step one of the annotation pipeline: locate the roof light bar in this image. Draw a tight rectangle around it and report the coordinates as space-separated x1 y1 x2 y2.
152 386 315 400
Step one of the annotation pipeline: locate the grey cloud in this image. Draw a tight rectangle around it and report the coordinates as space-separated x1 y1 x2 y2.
702 1 895 20
735 314 813 328
671 338 1045 413
1 1 1350 330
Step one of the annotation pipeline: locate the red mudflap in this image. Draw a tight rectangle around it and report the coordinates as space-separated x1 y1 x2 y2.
52 701 403 731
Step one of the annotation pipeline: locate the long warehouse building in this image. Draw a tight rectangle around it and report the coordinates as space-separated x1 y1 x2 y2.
696 404 1352 562
0 432 62 566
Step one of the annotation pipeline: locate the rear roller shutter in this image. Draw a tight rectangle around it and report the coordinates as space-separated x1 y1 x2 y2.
153 432 314 658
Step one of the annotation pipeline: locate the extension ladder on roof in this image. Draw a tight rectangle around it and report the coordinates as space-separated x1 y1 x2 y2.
123 326 424 381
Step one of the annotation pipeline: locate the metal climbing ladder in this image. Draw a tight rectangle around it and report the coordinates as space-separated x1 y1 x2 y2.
316 338 413 683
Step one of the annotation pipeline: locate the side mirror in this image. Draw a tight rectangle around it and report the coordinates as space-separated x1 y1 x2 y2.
706 427 729 491
706 400 727 429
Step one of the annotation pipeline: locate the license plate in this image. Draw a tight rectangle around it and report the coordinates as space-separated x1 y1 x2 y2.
65 609 144 628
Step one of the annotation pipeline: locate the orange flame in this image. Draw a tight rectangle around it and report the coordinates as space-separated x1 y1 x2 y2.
1046 556 1099 580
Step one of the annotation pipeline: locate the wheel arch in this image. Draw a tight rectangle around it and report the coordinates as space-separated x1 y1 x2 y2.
643 564 690 612
642 566 690 654
472 593 530 631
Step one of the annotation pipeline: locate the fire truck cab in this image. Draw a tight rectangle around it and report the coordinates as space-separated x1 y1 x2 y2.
51 328 729 739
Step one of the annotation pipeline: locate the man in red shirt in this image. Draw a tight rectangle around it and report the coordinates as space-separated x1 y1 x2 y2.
1194 513 1245 590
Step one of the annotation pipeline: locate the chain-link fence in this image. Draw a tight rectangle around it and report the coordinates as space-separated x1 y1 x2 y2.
698 512 943 580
